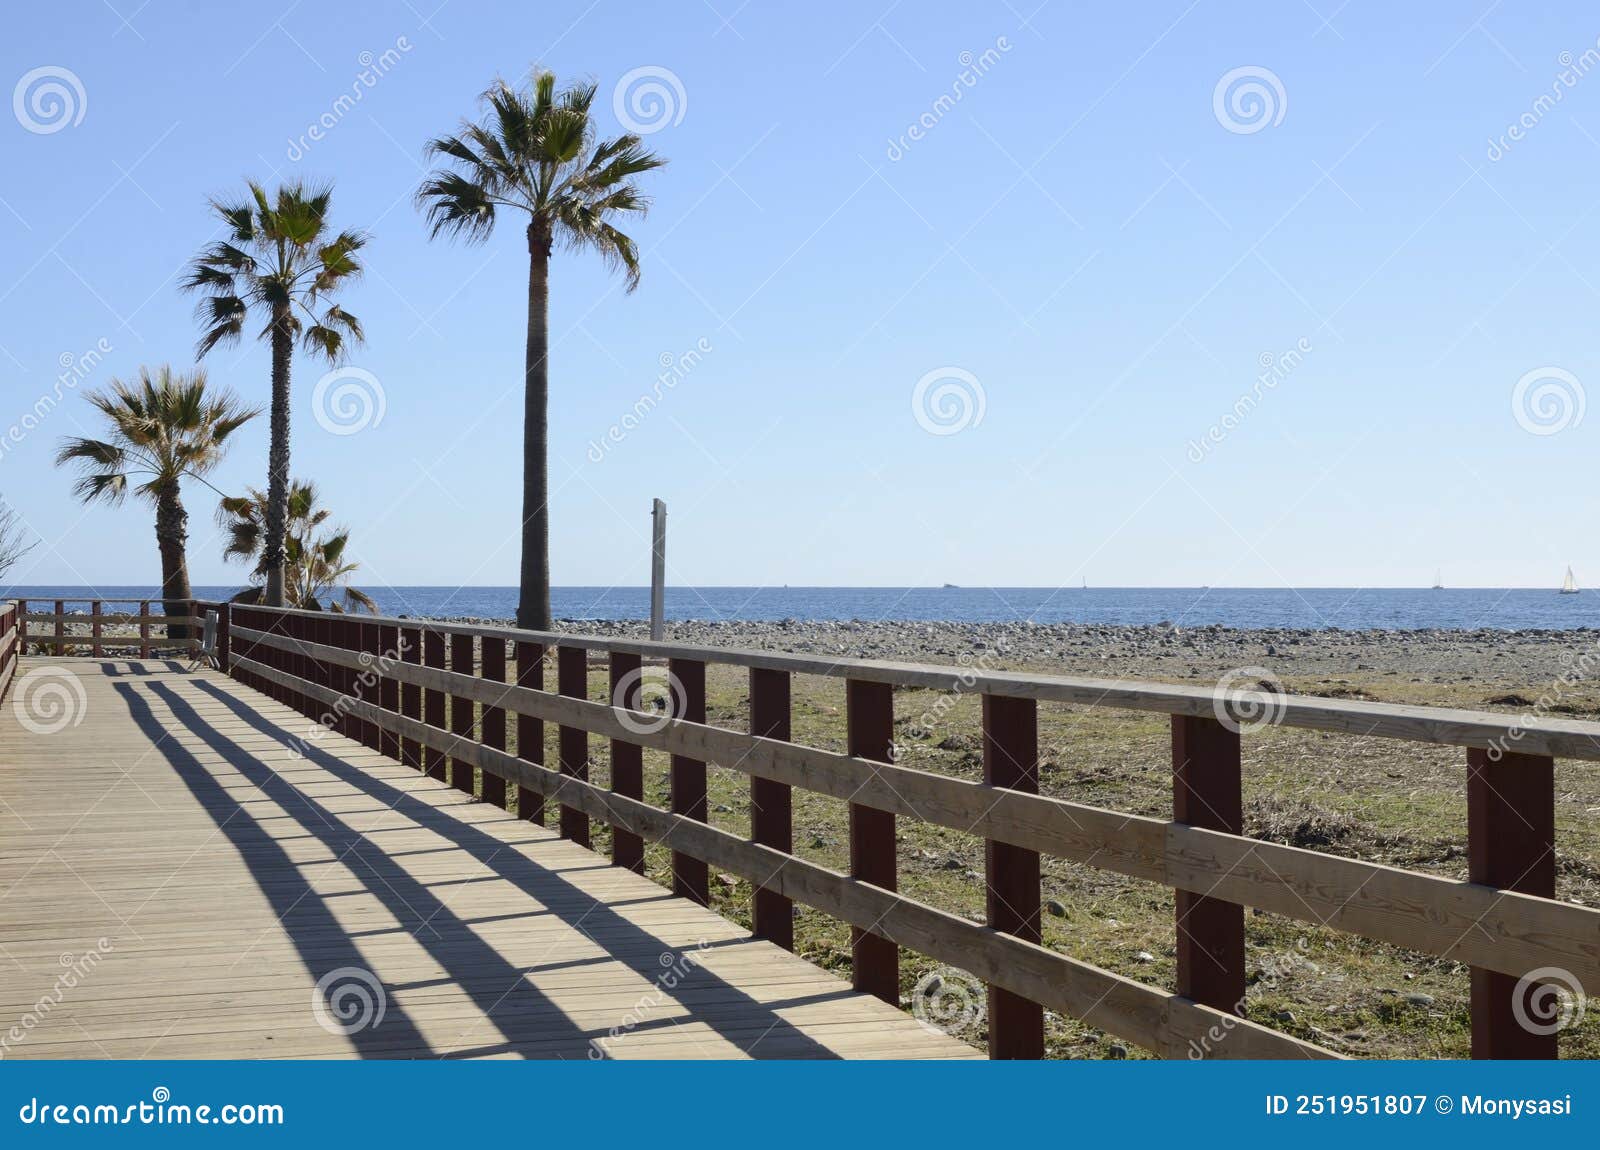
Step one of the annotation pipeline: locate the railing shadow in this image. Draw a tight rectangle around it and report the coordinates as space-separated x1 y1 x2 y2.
128 674 843 1059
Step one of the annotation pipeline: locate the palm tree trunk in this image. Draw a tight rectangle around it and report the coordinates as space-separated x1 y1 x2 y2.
517 221 553 632
153 480 192 643
264 303 293 609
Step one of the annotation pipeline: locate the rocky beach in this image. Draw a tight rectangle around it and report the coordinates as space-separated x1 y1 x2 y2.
415 616 1600 709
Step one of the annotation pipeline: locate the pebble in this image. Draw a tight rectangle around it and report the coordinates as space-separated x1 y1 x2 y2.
412 615 1598 691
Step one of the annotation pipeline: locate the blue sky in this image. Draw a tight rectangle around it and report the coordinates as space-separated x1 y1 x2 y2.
2 1 1596 591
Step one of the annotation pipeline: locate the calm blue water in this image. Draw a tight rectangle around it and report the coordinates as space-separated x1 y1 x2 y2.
4 585 1597 631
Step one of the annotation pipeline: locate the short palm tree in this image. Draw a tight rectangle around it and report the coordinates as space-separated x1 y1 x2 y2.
417 70 665 630
219 479 375 613
56 366 258 639
182 180 367 609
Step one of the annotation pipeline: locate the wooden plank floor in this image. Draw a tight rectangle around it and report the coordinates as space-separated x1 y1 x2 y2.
0 658 977 1060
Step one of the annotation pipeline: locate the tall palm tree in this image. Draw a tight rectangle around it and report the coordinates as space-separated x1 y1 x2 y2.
218 479 375 613
417 70 665 630
182 180 367 608
55 366 258 639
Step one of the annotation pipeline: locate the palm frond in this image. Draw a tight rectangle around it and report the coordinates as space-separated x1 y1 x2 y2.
417 69 664 292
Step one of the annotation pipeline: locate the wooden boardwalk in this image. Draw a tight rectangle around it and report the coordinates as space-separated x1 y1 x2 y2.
0 659 976 1060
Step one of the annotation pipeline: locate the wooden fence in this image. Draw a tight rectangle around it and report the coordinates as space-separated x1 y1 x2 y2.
212 601 1600 1062
15 598 203 657
0 600 18 703
19 598 1600 1059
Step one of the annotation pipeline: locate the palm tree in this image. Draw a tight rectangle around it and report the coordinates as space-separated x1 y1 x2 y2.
55 366 259 639
219 479 375 612
417 70 665 630
182 180 367 608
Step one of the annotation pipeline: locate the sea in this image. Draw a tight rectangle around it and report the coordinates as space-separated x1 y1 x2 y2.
4 585 1597 631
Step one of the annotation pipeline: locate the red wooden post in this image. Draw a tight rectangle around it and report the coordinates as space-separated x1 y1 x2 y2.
400 625 422 768
285 613 302 715
54 600 65 655
90 601 102 655
750 667 793 949
983 694 1044 1058
480 638 508 810
359 619 380 748
323 615 344 738
557 645 590 846
137 601 149 659
377 623 400 759
515 641 546 823
215 603 231 671
608 652 646 873
282 612 298 714
449 633 476 794
423 630 447 781
670 658 709 905
1173 714 1246 1014
847 678 898 1002
1468 748 1558 1059
346 617 364 740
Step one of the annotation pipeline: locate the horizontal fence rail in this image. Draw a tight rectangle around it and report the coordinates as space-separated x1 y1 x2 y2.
207 603 1600 1062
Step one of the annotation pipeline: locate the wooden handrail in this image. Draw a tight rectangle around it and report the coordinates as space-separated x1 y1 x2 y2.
230 622 1600 993
222 603 1600 761
0 599 18 704
227 646 1334 1061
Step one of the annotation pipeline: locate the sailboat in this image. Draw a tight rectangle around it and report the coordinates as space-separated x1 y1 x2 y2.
1560 566 1580 595
1431 569 1443 591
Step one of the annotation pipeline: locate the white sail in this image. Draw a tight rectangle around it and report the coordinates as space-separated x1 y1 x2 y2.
1561 566 1579 593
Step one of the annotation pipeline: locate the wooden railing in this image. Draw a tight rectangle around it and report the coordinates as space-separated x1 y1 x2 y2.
16 598 205 656
75 600 1600 1060
0 600 19 703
